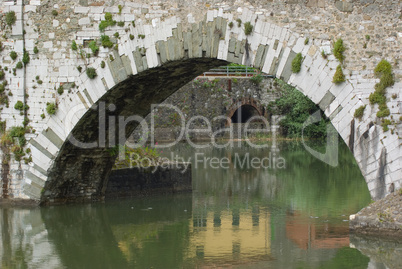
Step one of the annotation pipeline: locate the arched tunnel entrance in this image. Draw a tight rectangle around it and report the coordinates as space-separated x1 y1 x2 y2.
40 58 227 204
231 105 261 123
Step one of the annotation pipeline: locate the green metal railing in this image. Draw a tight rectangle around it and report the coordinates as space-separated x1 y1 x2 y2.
201 66 273 77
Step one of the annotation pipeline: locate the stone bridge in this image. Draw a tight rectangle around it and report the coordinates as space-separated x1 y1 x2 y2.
0 0 400 203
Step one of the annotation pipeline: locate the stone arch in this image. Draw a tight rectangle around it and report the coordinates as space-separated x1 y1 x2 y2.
20 11 400 204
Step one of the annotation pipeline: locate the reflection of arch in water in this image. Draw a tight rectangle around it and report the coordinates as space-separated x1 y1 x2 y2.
226 97 267 125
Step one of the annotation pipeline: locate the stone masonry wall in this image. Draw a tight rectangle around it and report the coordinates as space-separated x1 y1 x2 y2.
130 76 282 142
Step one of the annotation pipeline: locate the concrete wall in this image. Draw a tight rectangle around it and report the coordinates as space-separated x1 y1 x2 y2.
0 0 400 202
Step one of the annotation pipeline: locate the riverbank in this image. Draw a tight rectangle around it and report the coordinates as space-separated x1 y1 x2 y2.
349 190 402 239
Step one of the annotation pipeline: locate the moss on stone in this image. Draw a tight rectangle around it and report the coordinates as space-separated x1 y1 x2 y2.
354 105 366 121
332 65 345 84
291 53 303 73
244 22 253 35
86 67 97 79
333 38 345 62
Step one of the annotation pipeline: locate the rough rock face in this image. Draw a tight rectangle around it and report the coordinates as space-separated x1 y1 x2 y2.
349 190 402 239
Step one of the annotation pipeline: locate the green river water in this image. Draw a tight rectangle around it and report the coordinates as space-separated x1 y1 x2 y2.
1 141 401 268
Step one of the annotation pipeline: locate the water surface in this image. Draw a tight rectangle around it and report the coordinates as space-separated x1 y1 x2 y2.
1 141 400 268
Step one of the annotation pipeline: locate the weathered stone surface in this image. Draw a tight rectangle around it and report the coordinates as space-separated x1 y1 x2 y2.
335 1 354 12
318 91 335 111
106 164 192 198
350 191 402 239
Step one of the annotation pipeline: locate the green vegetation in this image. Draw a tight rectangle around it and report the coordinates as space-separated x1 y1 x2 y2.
138 34 145 39
0 70 4 80
86 67 97 79
291 53 303 73
22 50 30 65
250 74 263 85
369 59 394 119
46 102 57 115
99 12 117 31
101 35 114 48
381 119 391 132
244 22 253 35
129 34 134 40
10 51 17 61
333 38 345 62
266 79 331 139
118 5 123 14
365 35 370 41
40 113 45 119
16 61 23 69
34 46 39 54
321 50 328 59
88 40 99 55
114 32 119 38
52 10 58 16
376 106 390 118
117 21 124 27
354 105 366 121
228 21 234 29
374 59 392 77
101 61 106 68
71 40 78 51
57 85 64 95
1 126 27 161
332 65 345 84
304 37 309 45
6 11 16 26
236 18 242 27
14 100 24 111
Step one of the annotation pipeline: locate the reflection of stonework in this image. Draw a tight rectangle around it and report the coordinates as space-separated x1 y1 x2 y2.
0 209 62 268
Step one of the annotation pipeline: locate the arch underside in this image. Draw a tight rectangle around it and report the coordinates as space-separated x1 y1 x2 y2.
41 58 226 204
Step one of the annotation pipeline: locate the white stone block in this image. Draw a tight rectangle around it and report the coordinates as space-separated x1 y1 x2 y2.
74 7 89 14
12 20 23 35
14 40 24 52
90 6 104 13
124 14 135 22
24 5 37 12
78 17 90 26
